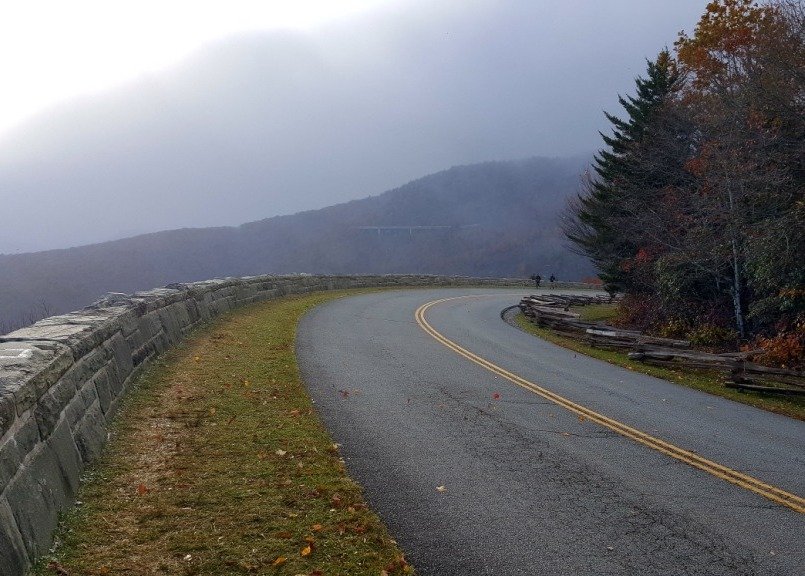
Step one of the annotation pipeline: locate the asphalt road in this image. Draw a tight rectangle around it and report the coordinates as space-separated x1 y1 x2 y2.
296 289 805 575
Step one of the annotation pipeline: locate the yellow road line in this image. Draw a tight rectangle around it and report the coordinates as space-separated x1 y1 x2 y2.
415 296 805 514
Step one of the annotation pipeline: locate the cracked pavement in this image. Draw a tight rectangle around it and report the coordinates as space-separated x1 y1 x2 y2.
297 289 804 575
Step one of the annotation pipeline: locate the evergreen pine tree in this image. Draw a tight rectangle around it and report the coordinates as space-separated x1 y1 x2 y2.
565 50 690 293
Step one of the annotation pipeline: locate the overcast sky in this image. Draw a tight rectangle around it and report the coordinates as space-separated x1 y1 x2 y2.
0 0 705 254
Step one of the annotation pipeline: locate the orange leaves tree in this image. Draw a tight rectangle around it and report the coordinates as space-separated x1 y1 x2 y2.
567 0 804 343
674 0 804 339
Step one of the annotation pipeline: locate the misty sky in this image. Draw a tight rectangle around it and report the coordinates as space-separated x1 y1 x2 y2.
0 0 705 254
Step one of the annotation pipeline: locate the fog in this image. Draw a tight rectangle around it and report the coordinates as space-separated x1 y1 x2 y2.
0 0 703 254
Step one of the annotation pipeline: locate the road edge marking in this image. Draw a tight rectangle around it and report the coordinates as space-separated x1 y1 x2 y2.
415 296 805 514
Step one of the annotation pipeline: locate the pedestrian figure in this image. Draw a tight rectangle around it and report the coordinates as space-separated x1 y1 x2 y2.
549 274 556 284
530 274 542 288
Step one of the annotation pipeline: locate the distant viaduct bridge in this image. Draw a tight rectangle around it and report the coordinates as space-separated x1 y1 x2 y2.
354 224 480 236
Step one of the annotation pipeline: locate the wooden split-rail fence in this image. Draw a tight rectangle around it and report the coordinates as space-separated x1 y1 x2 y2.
519 295 805 396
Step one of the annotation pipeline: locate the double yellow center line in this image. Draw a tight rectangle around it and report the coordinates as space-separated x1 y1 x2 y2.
415 296 805 514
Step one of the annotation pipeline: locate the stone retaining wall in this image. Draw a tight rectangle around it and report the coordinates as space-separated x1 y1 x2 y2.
0 273 557 573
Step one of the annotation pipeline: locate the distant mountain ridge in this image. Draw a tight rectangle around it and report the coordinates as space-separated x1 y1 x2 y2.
0 156 593 330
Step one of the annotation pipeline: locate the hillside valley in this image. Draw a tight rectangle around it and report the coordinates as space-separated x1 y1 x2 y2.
0 156 593 330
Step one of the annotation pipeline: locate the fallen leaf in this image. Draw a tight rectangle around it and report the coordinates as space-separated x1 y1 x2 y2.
301 545 312 557
136 483 149 495
578 414 586 423
276 449 287 457
311 524 323 531
194 356 201 362
209 407 216 416
436 485 446 492
492 392 500 400
272 556 287 566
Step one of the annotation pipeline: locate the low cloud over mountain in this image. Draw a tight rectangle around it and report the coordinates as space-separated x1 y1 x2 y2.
0 156 593 330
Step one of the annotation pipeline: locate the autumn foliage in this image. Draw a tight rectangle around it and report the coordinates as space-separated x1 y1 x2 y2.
566 1 804 361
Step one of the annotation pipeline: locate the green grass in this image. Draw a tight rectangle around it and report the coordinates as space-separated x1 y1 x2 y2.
514 313 804 420
569 303 618 322
34 290 413 576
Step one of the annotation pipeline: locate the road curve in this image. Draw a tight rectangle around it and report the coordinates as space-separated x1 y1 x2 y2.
297 289 805 575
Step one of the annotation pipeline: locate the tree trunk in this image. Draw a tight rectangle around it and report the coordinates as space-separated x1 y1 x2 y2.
730 235 746 340
727 188 746 340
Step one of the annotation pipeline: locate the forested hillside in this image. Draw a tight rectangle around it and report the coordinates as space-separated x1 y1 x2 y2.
0 157 593 330
565 0 803 365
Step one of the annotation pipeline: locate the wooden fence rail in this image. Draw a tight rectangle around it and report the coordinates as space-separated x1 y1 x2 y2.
519 295 805 395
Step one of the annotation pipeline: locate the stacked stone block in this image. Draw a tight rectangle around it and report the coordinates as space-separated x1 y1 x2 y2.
0 273 542 573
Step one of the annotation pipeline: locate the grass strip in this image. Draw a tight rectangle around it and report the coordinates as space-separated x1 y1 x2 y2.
569 303 618 322
35 290 413 576
514 313 804 421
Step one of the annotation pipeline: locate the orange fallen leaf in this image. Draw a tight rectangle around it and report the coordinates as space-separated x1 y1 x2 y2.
272 556 287 566
136 483 149 495
301 545 312 557
311 524 323 531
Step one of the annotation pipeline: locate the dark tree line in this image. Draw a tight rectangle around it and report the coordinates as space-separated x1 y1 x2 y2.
566 0 804 362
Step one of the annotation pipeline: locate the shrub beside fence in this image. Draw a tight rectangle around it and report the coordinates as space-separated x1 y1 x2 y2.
518 295 805 396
